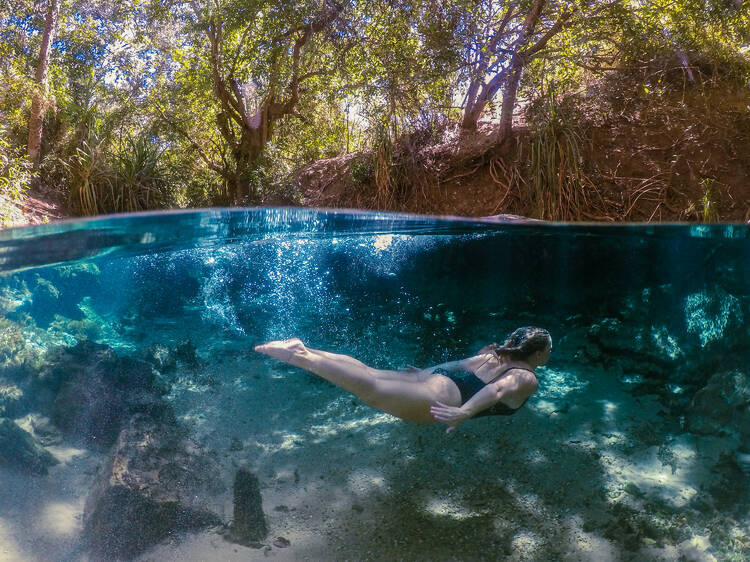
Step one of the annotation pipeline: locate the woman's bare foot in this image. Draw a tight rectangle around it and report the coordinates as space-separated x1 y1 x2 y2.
254 338 307 363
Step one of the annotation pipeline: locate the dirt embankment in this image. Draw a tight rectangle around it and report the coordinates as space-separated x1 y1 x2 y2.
297 79 750 223
1 190 67 229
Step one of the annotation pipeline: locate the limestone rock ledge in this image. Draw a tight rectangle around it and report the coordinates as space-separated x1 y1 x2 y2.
83 414 223 561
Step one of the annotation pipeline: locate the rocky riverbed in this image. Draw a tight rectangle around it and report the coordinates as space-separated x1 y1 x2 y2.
0 234 747 560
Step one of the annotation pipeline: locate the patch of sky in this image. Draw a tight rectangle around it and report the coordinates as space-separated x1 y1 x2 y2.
2 14 37 33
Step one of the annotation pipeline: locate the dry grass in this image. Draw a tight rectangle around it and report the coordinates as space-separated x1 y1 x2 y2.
295 75 750 222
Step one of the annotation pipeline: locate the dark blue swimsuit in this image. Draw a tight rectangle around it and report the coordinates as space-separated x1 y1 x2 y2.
433 366 534 418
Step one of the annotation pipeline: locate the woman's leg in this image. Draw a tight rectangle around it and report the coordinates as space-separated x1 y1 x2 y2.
254 339 460 423
254 338 385 396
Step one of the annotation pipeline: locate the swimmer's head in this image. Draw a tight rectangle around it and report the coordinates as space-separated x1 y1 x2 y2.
493 326 552 365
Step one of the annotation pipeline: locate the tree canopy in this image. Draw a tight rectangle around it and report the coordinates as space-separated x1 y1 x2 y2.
1 0 748 218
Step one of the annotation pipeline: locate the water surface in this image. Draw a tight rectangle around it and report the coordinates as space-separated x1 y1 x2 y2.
0 209 748 561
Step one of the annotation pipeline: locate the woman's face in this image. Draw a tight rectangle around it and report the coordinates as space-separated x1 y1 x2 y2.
537 343 552 365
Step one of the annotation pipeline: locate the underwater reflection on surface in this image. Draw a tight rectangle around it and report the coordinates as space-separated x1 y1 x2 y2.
0 209 748 561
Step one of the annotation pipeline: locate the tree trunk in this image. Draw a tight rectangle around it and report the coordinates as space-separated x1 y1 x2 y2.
204 2 343 204
497 63 523 142
461 69 508 132
28 0 59 172
223 116 269 202
460 0 548 134
460 104 483 131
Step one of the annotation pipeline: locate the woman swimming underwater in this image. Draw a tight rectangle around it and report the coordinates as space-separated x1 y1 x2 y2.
254 326 551 433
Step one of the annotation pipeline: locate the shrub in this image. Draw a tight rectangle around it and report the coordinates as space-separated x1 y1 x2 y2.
0 128 31 225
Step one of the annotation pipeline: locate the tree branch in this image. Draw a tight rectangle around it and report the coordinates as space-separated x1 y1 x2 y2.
206 18 249 128
271 1 345 120
522 11 572 60
155 104 225 176
487 4 516 54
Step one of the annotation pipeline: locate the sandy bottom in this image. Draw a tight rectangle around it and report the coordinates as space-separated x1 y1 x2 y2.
1 350 746 561
0 444 102 561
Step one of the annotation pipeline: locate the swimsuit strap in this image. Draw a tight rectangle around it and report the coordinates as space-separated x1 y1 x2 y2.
487 365 535 385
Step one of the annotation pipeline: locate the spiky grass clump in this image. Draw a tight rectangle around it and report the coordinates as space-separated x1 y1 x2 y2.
69 135 168 216
527 92 591 220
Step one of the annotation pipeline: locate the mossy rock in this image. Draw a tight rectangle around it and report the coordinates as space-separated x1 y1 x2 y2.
689 370 750 439
0 317 41 373
48 315 101 342
0 381 25 417
55 263 100 280
0 318 26 366
0 417 59 475
83 414 222 559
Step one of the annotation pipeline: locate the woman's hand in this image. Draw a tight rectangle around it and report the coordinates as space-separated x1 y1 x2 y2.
430 402 471 434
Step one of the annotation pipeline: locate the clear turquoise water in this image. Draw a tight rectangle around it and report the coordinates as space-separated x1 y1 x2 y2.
0 209 748 560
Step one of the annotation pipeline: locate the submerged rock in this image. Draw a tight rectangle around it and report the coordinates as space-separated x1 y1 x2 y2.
27 276 61 326
173 339 199 369
12 266 101 328
83 414 222 560
47 314 101 343
0 417 58 475
585 317 684 377
0 379 25 418
700 451 750 516
735 449 750 476
684 288 745 350
688 370 750 440
15 413 63 446
38 340 172 449
138 343 176 373
37 340 114 393
54 263 101 286
0 317 41 377
228 469 267 546
583 285 747 390
678 535 717 562
273 536 291 548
